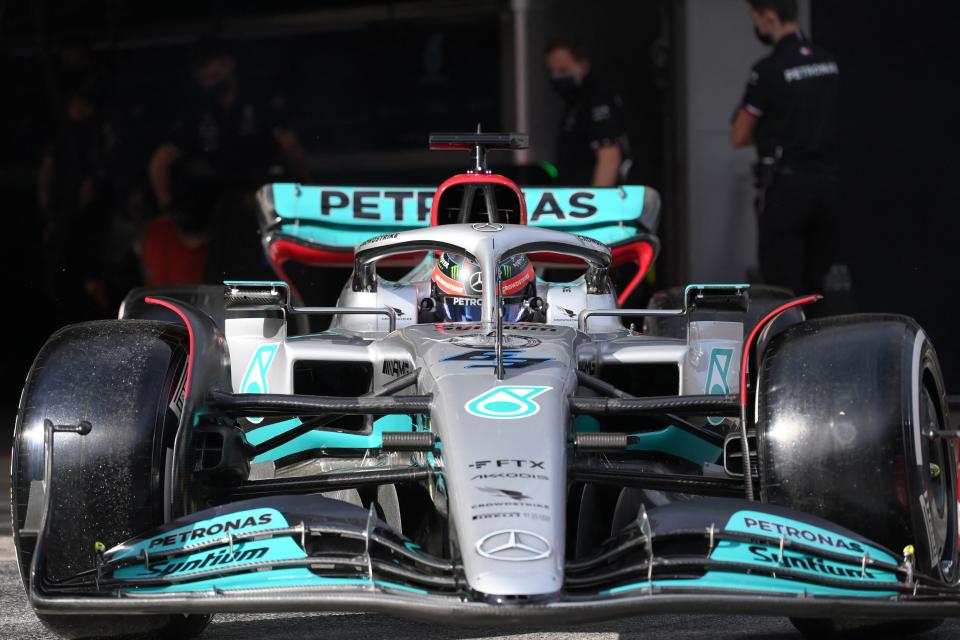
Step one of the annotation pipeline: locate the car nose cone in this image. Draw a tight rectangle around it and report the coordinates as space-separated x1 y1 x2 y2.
475 529 552 562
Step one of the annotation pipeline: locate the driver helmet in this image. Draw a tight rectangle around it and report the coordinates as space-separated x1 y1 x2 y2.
431 252 536 322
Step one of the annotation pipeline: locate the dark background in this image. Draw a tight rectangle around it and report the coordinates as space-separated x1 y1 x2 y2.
812 2 960 391
1 0 959 409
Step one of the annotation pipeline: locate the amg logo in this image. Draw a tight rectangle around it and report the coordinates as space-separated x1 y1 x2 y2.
747 546 875 579
382 360 412 377
147 546 270 575
149 514 273 548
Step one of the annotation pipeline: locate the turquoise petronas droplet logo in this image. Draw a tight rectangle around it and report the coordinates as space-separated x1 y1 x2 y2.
705 347 733 426
465 386 552 420
240 344 279 425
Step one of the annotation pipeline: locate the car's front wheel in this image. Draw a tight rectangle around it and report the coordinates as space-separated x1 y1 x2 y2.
755 314 957 637
11 320 211 639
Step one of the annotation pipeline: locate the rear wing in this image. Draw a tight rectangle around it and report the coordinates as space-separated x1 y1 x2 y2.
257 183 660 251
256 183 660 304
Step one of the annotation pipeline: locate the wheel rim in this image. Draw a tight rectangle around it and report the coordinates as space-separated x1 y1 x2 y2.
919 383 958 581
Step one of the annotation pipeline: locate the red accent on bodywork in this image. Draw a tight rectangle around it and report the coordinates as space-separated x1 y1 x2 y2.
613 242 656 305
267 239 423 302
268 240 424 270
267 240 352 292
265 239 338 302
429 143 473 150
739 294 822 408
145 297 195 400
529 241 655 305
430 173 527 226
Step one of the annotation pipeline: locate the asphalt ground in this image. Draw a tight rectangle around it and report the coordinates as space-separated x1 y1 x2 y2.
3 432 960 638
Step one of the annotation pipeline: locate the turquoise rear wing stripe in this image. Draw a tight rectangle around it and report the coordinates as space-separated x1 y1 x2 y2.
262 183 660 250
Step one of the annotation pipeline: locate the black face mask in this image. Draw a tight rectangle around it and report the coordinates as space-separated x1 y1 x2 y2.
754 26 774 46
550 74 581 102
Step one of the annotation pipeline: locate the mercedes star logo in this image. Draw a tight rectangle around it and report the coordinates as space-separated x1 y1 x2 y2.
472 222 504 232
475 529 551 562
469 271 483 292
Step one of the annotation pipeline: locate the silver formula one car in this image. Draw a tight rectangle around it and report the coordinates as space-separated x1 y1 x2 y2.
11 133 960 639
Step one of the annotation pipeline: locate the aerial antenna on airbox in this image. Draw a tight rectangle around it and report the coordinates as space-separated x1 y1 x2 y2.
428 128 529 174
474 123 485 172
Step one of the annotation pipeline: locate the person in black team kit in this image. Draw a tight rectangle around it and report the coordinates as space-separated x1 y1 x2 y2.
731 0 841 302
148 43 311 284
545 37 632 186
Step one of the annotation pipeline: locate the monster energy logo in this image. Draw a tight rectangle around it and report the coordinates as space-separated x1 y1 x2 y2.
501 264 513 277
450 264 459 278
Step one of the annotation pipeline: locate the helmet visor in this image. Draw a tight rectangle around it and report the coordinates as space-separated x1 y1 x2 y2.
438 296 527 322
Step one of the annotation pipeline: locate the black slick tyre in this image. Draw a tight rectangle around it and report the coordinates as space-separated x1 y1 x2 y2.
11 320 211 640
756 315 957 637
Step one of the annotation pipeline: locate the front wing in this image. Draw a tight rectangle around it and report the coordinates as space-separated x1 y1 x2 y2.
27 425 960 625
